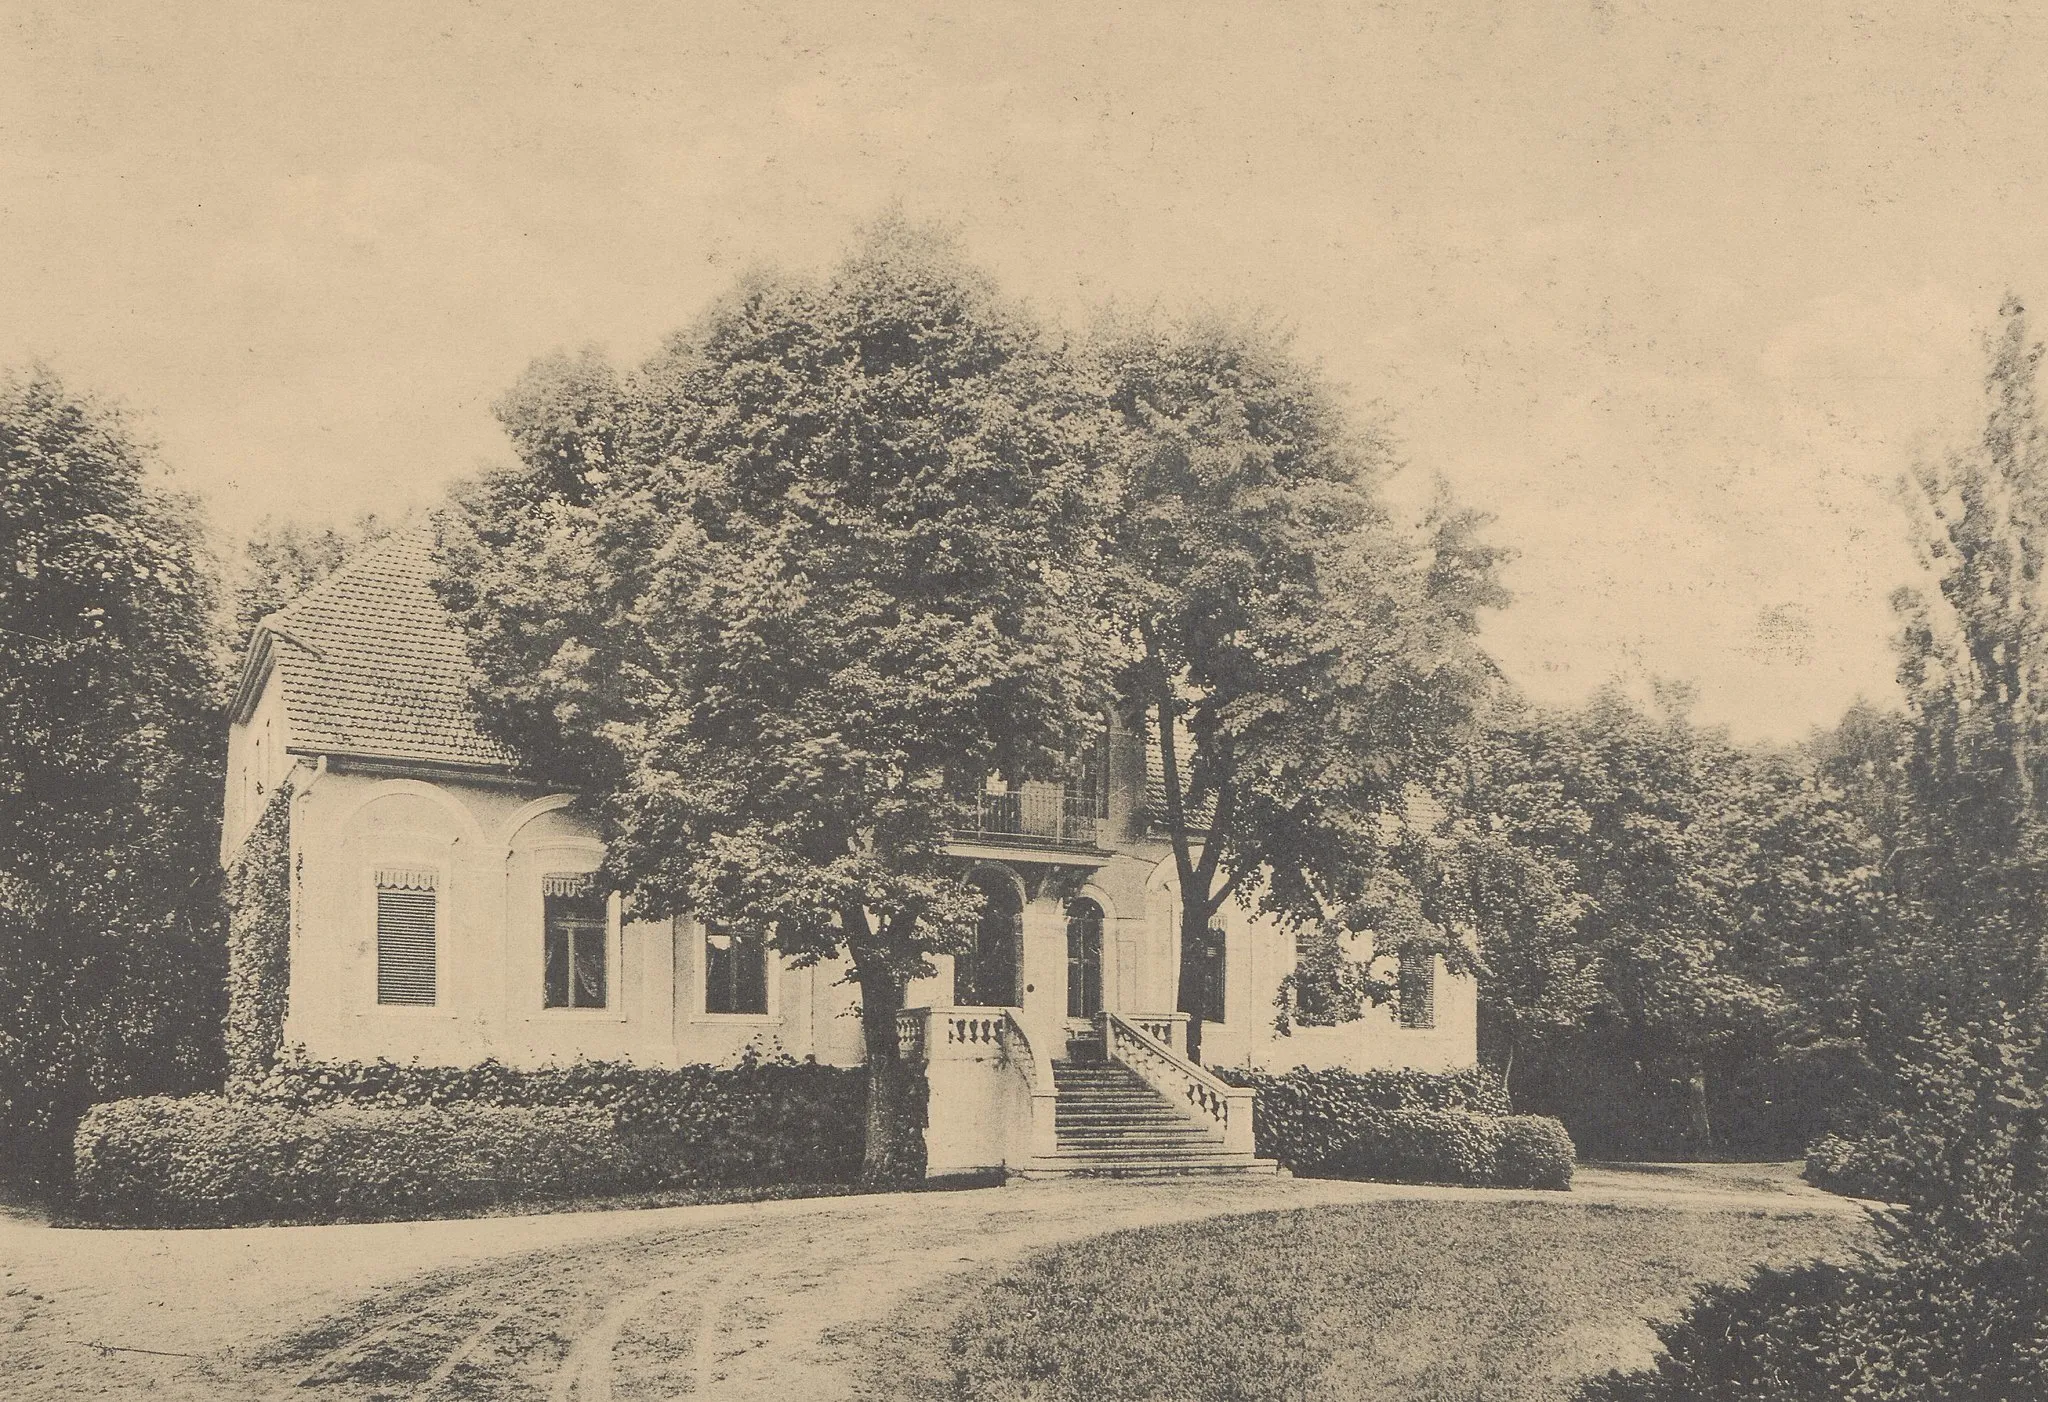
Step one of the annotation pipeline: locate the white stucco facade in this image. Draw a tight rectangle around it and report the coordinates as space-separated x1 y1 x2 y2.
229 683 1473 1077
221 531 1477 1178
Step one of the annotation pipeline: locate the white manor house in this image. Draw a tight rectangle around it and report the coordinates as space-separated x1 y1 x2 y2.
222 531 1476 1178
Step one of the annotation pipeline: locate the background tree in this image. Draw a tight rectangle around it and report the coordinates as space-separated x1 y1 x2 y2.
1096 314 1505 1061
228 510 395 643
1488 688 1799 1153
1573 297 2048 1402
436 220 1115 1182
0 365 225 1182
1443 699 1603 1103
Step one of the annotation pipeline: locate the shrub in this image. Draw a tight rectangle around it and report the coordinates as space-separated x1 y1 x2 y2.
1216 1065 1512 1174
1801 1131 1901 1200
1577 1263 1863 1401
1320 1108 1574 1189
234 1048 868 1186
1495 1114 1578 1190
73 1095 692 1226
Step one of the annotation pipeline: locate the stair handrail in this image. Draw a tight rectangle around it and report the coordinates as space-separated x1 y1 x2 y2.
999 1009 1061 1160
1099 1009 1258 1157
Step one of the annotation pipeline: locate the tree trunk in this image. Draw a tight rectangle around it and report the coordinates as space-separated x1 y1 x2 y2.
1499 1042 1516 1105
1685 1066 1714 1154
1177 903 1210 1064
849 936 925 1186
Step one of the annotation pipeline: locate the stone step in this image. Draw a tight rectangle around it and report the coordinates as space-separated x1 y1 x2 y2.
1057 1122 1218 1139
1010 1155 1281 1180
1057 1133 1219 1147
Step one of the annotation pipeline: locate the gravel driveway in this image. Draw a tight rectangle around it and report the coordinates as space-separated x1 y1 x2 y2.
1 1165 1867 1401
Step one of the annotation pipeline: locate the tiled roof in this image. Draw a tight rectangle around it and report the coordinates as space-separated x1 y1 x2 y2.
1144 728 1217 831
247 527 519 772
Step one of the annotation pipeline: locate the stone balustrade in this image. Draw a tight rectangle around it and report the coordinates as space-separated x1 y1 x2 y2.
1100 1009 1256 1157
1128 1010 1190 1057
894 1007 927 1061
895 1005 1060 1173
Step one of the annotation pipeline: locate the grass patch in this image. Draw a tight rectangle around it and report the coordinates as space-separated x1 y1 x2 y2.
859 1198 1870 1402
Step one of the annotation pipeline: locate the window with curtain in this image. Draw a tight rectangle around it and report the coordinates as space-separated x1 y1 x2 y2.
704 925 768 1015
375 868 437 1006
543 875 608 1009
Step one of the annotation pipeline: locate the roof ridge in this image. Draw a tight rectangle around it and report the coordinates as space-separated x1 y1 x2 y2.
269 520 436 627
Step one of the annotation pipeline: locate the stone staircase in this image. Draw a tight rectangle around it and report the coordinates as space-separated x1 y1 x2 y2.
1013 1054 1279 1179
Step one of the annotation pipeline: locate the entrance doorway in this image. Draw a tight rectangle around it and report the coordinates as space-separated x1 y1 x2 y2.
956 870 1021 1007
1066 898 1104 1019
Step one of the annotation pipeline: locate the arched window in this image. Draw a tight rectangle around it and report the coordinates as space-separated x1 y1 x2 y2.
1066 898 1104 1019
956 870 1021 1007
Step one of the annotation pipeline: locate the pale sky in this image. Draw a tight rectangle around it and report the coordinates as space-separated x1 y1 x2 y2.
7 1 2047 741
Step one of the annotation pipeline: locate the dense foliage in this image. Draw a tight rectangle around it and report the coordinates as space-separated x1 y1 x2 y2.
0 366 226 1182
1583 300 2048 1401
238 1048 871 1185
223 782 292 1079
1098 315 1504 1057
1459 686 1885 1159
72 1095 691 1226
1328 1108 1573 1190
1215 1064 1569 1187
434 218 1113 1181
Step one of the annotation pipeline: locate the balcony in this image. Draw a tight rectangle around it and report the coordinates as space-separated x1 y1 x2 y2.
953 780 1103 852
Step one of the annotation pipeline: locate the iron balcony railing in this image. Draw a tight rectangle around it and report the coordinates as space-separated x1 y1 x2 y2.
957 781 1101 849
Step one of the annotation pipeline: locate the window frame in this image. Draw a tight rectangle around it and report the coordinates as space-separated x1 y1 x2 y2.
517 838 624 1023
1197 924 1228 1025
541 873 611 1011
692 917 777 1023
1397 947 1438 1030
365 856 448 1014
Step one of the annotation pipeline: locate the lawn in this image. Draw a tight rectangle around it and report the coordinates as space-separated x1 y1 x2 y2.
857 1196 1872 1402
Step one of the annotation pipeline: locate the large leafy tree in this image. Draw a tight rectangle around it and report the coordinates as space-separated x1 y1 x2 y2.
1436 700 1603 1102
0 366 225 1180
1096 313 1504 1060
436 221 1115 1181
1485 688 1794 1150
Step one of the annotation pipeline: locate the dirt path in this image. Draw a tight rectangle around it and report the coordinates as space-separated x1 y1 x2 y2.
2 1164 1868 1401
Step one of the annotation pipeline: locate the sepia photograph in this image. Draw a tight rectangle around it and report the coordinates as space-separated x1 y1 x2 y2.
3 3 2045 1398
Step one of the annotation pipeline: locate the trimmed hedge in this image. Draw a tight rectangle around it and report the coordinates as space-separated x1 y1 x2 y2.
73 1095 692 1226
236 1049 869 1186
1216 1066 1570 1188
1331 1108 1576 1190
1216 1065 1511 1170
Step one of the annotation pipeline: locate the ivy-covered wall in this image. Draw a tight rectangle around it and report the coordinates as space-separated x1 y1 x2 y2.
224 781 293 1080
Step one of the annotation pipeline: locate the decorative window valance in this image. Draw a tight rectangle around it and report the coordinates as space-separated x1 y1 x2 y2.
375 867 439 891
543 872 599 898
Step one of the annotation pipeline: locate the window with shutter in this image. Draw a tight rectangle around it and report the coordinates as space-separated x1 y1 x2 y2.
375 868 437 1006
1398 948 1437 1029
